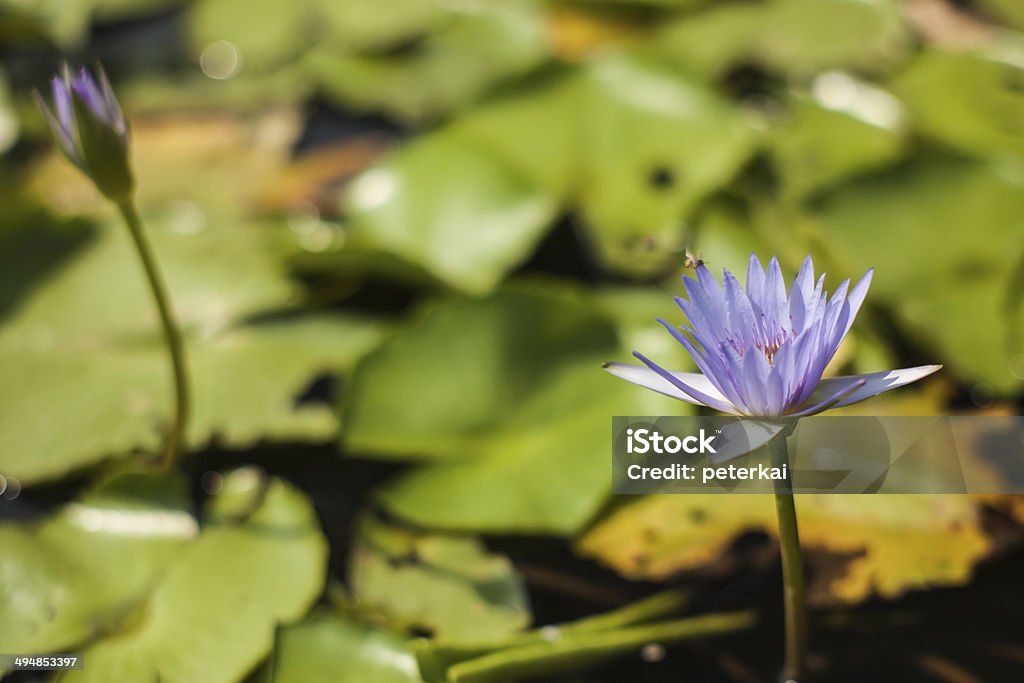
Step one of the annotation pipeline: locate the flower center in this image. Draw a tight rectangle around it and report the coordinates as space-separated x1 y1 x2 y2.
758 341 781 366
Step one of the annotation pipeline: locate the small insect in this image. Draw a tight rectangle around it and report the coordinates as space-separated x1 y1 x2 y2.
683 250 705 270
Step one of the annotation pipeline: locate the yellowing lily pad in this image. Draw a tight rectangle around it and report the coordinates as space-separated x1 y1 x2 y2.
577 494 990 604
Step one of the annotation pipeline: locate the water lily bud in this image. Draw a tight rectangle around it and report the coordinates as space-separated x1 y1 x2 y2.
34 64 134 202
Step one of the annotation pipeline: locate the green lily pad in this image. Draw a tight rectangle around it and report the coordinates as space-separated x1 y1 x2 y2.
891 45 1024 157
573 52 756 275
769 80 908 202
340 132 559 295
187 0 313 71
350 517 529 643
308 1 548 123
55 469 327 683
811 154 1024 392
656 0 908 79
344 285 685 534
2 0 183 46
0 471 196 654
0 215 385 484
270 614 421 683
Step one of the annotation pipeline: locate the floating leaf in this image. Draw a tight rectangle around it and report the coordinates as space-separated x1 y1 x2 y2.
769 80 908 201
573 52 756 275
270 614 421 683
350 517 529 643
58 470 327 683
577 494 990 604
341 136 558 295
0 216 385 484
344 286 684 534
0 471 196 654
811 154 1024 392
656 0 908 79
308 1 548 122
892 45 1024 157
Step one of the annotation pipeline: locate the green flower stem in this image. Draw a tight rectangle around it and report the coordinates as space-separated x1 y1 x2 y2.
444 611 755 683
769 430 807 682
116 199 190 469
414 589 691 678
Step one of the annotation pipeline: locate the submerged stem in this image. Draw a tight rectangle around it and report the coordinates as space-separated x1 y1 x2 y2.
769 430 807 682
117 200 190 470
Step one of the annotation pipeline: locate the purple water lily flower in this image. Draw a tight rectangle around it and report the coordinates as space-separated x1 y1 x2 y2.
34 64 133 201
605 255 940 417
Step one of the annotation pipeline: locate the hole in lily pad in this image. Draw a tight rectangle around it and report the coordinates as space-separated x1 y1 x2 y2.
648 166 677 190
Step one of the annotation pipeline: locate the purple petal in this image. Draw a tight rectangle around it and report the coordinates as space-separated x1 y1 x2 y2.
603 361 737 412
829 268 873 355
632 352 739 413
709 420 790 464
802 365 943 410
655 319 745 405
746 253 765 305
741 351 770 415
72 68 106 116
788 256 815 332
723 271 758 349
762 256 790 340
34 89 81 167
51 74 74 138
788 379 866 417
96 66 127 136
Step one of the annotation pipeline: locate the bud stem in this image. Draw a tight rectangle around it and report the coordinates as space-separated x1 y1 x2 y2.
117 200 190 470
769 430 807 682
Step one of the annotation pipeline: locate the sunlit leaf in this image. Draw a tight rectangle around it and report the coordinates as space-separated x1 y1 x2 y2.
892 45 1024 157
270 614 421 683
577 494 990 604
0 471 196 654
308 1 548 122
341 133 558 295
56 469 327 683
811 154 1024 392
350 517 529 642
769 80 908 201
655 0 908 79
573 52 756 275
344 285 685 534
0 215 384 484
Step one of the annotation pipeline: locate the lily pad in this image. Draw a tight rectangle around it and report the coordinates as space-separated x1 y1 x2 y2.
656 0 908 79
577 494 990 604
344 285 685 534
811 154 1024 392
56 469 327 683
270 614 421 683
308 1 548 123
891 45 1024 157
340 133 559 295
769 79 908 202
350 517 529 643
0 471 196 654
0 215 385 484
574 52 756 275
